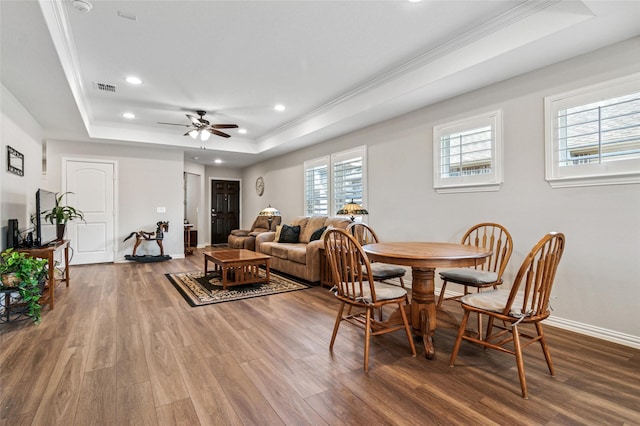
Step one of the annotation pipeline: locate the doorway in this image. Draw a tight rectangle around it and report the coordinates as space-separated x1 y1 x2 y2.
184 172 200 247
210 180 239 245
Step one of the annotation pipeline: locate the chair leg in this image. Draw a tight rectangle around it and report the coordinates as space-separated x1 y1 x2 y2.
364 307 372 372
437 280 448 308
484 316 496 341
536 322 555 376
449 310 471 366
330 302 346 350
398 302 416 356
399 276 405 289
512 324 529 399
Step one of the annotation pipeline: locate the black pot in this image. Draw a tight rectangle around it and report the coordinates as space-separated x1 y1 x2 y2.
56 224 66 240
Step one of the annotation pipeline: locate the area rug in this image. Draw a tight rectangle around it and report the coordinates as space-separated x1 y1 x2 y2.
165 269 310 306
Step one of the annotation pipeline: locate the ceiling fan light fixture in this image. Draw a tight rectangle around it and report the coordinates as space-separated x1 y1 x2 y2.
200 130 211 141
188 129 199 139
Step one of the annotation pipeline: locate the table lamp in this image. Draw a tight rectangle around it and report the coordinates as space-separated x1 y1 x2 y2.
259 204 281 229
337 200 368 222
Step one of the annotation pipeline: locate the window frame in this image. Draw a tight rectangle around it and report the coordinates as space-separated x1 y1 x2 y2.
544 73 640 188
433 110 503 194
304 146 367 217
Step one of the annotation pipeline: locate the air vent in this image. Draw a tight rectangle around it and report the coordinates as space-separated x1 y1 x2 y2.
95 82 117 93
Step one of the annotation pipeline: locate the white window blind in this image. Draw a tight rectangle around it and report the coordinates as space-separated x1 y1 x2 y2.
332 149 365 215
440 126 493 178
433 110 503 193
545 73 640 187
303 157 329 216
304 146 367 217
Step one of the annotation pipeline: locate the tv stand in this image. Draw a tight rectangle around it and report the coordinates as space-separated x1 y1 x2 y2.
18 240 69 310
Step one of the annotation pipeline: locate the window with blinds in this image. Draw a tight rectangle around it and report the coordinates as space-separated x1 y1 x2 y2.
439 126 492 178
332 151 364 215
433 110 503 193
545 74 640 188
304 146 367 217
303 157 329 216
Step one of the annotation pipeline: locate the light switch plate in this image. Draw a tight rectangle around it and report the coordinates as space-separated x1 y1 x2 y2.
157 207 166 213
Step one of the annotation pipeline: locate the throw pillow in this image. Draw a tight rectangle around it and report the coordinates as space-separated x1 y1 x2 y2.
321 224 334 239
278 224 301 243
274 225 283 241
309 226 327 242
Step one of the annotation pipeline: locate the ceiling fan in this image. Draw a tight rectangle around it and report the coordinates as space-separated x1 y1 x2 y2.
158 110 238 140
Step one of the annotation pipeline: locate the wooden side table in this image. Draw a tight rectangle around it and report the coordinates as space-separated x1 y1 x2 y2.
319 247 332 288
184 224 194 255
18 240 70 310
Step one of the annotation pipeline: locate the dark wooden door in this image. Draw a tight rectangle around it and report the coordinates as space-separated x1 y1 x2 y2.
211 180 240 244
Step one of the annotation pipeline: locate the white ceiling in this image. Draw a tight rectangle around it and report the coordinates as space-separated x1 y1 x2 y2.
2 1 639 168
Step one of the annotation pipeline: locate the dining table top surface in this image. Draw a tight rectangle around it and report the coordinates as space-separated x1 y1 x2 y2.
362 241 491 267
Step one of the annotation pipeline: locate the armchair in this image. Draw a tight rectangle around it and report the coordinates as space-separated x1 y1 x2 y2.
228 215 282 251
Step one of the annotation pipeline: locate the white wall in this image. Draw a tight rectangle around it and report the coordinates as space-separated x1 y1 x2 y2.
0 84 44 249
242 38 640 345
44 140 186 260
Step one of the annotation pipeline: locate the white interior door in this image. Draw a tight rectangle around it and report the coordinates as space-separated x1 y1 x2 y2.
65 160 116 264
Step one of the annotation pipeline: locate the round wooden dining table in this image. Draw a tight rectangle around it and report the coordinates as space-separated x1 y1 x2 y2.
363 242 491 359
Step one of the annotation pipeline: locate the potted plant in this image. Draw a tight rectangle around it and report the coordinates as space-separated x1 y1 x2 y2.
43 191 85 240
0 249 48 323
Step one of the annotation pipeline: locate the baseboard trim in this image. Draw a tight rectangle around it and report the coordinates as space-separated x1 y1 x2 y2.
438 288 639 349
543 316 640 349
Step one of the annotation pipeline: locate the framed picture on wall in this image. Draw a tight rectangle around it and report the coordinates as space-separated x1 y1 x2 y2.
7 145 24 176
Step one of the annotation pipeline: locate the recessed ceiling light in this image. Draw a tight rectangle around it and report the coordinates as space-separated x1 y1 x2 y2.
214 159 222 164
192 156 199 160
408 0 422 3
238 128 247 134
122 112 135 119
125 76 142 85
274 104 286 112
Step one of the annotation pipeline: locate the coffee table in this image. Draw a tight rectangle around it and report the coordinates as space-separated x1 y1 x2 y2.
203 249 270 290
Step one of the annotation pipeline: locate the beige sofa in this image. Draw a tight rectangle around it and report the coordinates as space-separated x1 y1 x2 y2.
256 216 351 283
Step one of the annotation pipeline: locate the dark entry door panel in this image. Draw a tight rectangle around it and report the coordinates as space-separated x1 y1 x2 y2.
211 180 240 245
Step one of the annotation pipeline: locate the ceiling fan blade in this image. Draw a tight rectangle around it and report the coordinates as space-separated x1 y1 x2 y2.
210 129 231 138
211 124 238 129
158 122 191 127
186 114 202 126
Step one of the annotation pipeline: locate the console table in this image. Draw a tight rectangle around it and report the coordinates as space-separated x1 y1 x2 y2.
18 240 70 310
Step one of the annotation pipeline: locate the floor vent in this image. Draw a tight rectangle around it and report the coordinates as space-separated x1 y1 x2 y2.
95 82 117 93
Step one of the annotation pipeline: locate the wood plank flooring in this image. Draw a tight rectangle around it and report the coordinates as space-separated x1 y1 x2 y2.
1 250 638 425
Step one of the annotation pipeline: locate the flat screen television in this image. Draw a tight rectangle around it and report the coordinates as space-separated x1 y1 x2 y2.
35 188 58 247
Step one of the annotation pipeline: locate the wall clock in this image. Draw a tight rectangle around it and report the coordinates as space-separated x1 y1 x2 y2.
256 176 264 196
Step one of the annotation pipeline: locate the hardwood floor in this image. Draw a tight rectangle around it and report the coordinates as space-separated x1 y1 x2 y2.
1 251 639 425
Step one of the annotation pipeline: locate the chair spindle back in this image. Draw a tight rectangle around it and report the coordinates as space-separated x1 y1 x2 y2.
504 232 565 320
324 229 378 305
463 223 513 279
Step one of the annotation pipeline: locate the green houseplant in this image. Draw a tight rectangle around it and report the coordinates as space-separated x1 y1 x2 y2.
0 249 48 323
43 191 85 240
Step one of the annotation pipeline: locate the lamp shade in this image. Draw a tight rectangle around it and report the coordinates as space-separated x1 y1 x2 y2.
337 200 368 221
259 204 281 217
